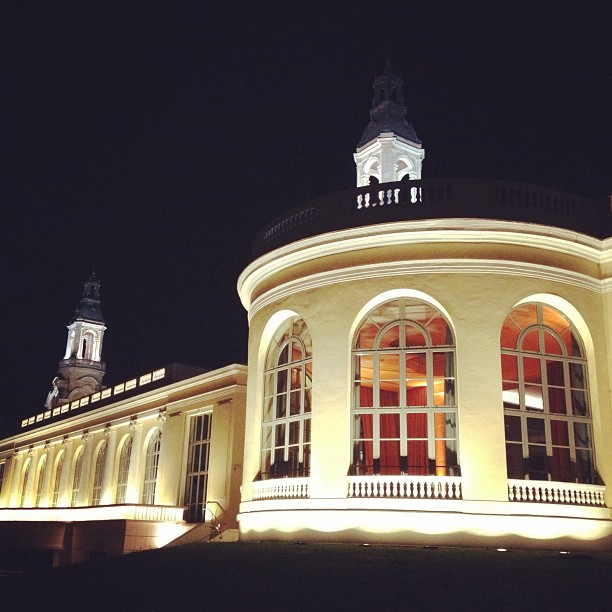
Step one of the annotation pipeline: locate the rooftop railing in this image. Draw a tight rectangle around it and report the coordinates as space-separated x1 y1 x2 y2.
253 178 610 257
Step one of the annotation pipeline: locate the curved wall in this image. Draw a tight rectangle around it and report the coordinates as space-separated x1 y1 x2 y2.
238 219 612 551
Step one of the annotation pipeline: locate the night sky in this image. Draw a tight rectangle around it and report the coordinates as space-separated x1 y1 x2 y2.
2 3 610 438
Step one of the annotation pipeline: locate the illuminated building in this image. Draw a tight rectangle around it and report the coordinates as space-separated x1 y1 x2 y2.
0 64 610 567
237 63 612 551
0 280 246 567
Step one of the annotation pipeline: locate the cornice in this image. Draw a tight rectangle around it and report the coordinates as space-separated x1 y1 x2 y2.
238 219 608 311
247 258 605 321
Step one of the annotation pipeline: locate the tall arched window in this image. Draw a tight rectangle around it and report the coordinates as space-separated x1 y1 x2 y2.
115 436 132 504
352 297 458 476
501 303 597 484
261 316 312 479
142 430 161 505
19 458 31 507
71 446 84 507
51 450 65 508
91 441 107 506
35 454 47 507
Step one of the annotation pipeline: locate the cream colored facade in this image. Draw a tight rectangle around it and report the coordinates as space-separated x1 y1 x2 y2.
237 213 612 551
0 364 246 565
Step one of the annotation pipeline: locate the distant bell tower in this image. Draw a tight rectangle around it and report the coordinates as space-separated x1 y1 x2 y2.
45 274 107 409
354 61 425 186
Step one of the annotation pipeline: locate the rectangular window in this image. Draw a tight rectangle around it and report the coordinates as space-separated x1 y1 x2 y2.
184 414 212 522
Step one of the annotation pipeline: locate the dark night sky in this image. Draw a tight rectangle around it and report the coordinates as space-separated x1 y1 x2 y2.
2 3 610 438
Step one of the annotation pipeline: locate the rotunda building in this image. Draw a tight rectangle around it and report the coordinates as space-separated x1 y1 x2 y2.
237 65 612 551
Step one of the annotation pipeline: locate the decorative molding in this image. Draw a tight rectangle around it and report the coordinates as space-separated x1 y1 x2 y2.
239 219 608 310
247 258 604 321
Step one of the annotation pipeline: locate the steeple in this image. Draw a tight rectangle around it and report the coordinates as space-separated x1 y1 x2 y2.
354 62 425 186
45 275 107 409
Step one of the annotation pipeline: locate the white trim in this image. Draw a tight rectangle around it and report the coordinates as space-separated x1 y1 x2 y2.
246 259 603 321
239 220 608 311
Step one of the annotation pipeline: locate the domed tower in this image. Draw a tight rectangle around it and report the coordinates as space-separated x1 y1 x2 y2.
45 274 107 409
354 60 424 186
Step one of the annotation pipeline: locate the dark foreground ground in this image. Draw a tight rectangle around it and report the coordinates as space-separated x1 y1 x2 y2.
1 541 611 611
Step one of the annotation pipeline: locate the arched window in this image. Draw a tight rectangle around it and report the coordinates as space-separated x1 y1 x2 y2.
91 441 107 506
261 316 312 479
142 430 161 505
501 303 597 484
115 436 132 504
35 454 47 507
19 458 31 507
352 297 458 476
51 450 65 508
71 446 84 507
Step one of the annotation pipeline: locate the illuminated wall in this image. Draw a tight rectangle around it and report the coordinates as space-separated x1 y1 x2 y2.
237 218 612 551
0 364 247 564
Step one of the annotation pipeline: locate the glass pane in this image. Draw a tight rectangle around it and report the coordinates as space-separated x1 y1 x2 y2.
527 445 548 480
356 383 373 408
543 331 563 355
276 369 288 394
433 352 453 377
547 387 566 414
504 415 522 442
278 344 289 366
435 412 456 439
406 354 426 381
575 449 595 484
303 388 312 413
289 390 301 415
500 314 523 349
571 389 588 416
521 329 540 353
379 325 400 349
406 384 427 407
353 440 373 474
289 421 300 445
573 422 592 448
356 320 378 350
356 354 373 381
275 393 286 418
353 413 373 440
569 363 586 389
550 447 572 482
501 354 518 381
290 341 303 364
303 417 310 443
291 367 302 390
379 381 400 407
524 385 543 411
406 440 428 475
379 441 400 474
545 360 564 386
526 418 545 444
406 412 428 438
550 420 569 446
405 324 426 348
564 329 583 358
379 413 400 439
506 443 523 478
523 357 542 384
378 353 399 378
275 423 286 447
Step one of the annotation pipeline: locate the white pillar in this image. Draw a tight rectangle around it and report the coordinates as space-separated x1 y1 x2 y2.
77 432 94 506
100 425 118 505
39 445 55 507
125 421 143 504
57 439 75 507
